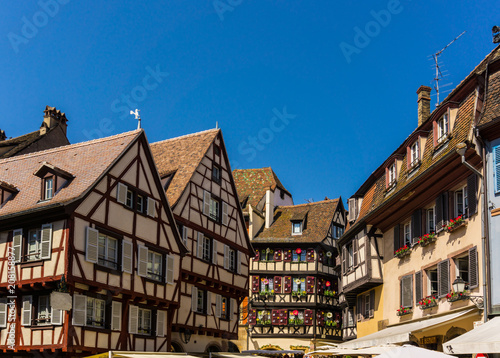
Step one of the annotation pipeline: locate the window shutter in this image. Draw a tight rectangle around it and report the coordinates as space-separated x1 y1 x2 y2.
342 246 346 274
469 246 478 289
51 306 63 325
348 198 356 221
435 193 443 232
222 202 229 225
203 190 211 215
85 226 99 263
207 291 212 315
255 250 260 261
357 295 363 321
111 301 122 331
0 298 7 328
122 240 133 274
248 308 257 325
13 228 23 263
215 295 222 318
411 210 422 244
271 309 279 325
166 255 175 284
306 249 315 262
438 259 450 298
353 238 358 266
40 223 53 260
280 309 287 325
237 251 241 274
212 240 218 265
72 294 87 326
197 232 203 259
21 296 32 326
306 276 315 293
224 245 230 269
467 174 478 217
156 310 166 337
369 290 375 318
284 276 292 293
137 245 148 277
128 305 138 334
495 145 500 193
274 249 282 261
191 287 198 312
304 309 313 325
284 249 292 262
393 225 400 253
147 197 156 217
274 276 282 293
252 275 260 293
116 182 127 204
317 278 324 295
415 271 423 302
443 191 449 223
401 275 413 308
230 299 235 321
317 310 325 326
182 226 188 246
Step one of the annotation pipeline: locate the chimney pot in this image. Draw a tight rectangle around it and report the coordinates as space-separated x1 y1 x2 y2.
42 105 68 135
0 130 6 141
417 85 431 126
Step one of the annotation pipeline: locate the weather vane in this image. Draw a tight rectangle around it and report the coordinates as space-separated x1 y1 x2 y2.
130 109 141 129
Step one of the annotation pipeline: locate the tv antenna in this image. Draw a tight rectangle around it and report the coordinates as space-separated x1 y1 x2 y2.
430 31 466 106
130 109 141 129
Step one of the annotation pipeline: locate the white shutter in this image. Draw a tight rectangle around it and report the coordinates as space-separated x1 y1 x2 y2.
230 298 235 321
0 298 7 328
166 255 175 285
111 301 122 331
182 226 188 246
156 310 166 337
13 229 23 263
203 190 211 216
224 245 230 270
21 296 32 326
237 251 241 274
348 198 356 222
85 227 99 263
117 182 127 204
222 202 229 225
51 306 63 325
212 240 218 265
197 232 203 259
40 224 52 260
207 291 212 315
137 245 148 277
147 197 156 217
495 145 500 193
192 287 198 312
215 295 222 318
128 305 138 334
72 294 87 326
122 240 133 274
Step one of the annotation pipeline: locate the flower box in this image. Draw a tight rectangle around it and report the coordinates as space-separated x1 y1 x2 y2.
418 233 437 247
395 245 411 258
396 306 412 316
444 216 467 233
418 296 438 309
446 291 469 302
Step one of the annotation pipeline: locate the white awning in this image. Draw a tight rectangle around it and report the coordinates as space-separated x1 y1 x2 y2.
306 345 397 356
338 309 477 349
84 353 197 358
443 317 500 354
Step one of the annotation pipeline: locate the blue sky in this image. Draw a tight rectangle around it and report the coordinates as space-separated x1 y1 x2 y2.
1 1 498 206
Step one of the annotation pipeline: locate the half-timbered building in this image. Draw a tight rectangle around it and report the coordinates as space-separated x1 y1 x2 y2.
0 129 186 357
150 129 253 353
246 199 346 352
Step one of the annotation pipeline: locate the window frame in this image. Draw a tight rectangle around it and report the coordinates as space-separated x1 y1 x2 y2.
387 162 397 187
292 221 303 235
220 296 230 320
196 289 207 314
347 242 354 270
426 207 435 234
97 233 119 270
410 140 419 167
147 250 164 282
403 221 411 246
455 255 469 288
454 185 468 218
43 176 54 201
436 113 449 144
427 268 438 296
212 164 222 184
138 307 152 335
86 296 106 328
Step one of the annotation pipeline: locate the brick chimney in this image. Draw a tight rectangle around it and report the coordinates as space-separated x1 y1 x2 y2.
40 106 68 135
0 130 6 141
417 86 431 126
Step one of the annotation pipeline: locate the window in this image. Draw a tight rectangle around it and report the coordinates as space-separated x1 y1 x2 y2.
86 297 105 328
260 277 274 292
292 249 306 262
13 224 53 263
347 242 354 269
147 251 163 281
292 221 302 235
212 164 221 184
37 295 51 325
401 274 413 308
347 309 355 327
203 191 220 221
456 256 469 287
455 186 468 218
43 177 54 200
427 207 435 233
427 268 438 296
116 183 155 217
410 141 419 167
388 163 396 187
27 228 42 261
288 310 304 325
404 222 411 246
177 223 188 246
195 289 207 314
213 144 221 157
332 225 344 239
257 310 271 325
126 189 134 208
280 190 285 200
137 194 147 214
292 277 306 293
437 113 449 143
357 291 375 321
220 296 230 320
227 246 237 272
98 234 118 270
138 307 152 335
202 236 211 261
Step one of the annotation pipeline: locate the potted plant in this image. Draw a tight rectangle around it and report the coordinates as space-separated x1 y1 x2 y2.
394 245 410 258
300 290 307 297
445 215 466 233
396 306 412 316
418 233 437 247
446 291 469 302
418 296 437 309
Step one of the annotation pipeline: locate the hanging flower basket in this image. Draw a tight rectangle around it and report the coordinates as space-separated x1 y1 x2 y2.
418 233 437 247
418 296 438 309
396 306 412 316
445 216 467 233
446 291 469 302
395 245 411 258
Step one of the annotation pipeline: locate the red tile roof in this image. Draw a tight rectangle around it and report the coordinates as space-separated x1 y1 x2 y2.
0 130 141 219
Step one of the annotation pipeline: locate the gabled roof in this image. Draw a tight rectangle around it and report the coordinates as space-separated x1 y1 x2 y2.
150 129 220 206
253 199 339 243
0 130 141 219
478 65 500 128
0 130 46 159
233 167 292 210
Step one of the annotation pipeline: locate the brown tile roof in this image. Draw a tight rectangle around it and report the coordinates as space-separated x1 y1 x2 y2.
253 199 339 243
150 129 219 206
0 130 141 219
479 69 500 127
232 167 292 210
0 130 44 159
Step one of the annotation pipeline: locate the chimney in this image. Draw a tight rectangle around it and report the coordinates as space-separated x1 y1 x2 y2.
41 106 68 135
265 189 274 229
417 85 431 126
0 130 6 141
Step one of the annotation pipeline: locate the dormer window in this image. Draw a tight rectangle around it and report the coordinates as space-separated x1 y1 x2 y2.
436 113 449 144
34 162 74 202
0 181 19 206
409 141 420 168
44 177 54 200
292 221 303 235
386 162 397 189
290 211 307 235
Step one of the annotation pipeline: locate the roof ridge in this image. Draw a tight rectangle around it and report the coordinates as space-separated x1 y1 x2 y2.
276 198 339 209
151 128 219 146
0 129 142 164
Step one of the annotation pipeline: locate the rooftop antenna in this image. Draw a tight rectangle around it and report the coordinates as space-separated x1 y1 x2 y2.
430 31 466 106
216 121 218 129
493 26 500 43
130 109 141 129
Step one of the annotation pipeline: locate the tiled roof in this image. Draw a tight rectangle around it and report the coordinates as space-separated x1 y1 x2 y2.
233 167 292 210
0 130 44 159
253 199 339 243
150 129 219 206
0 130 141 219
479 69 500 127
